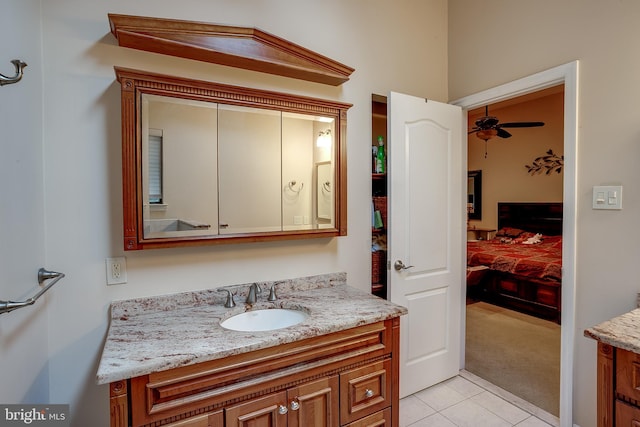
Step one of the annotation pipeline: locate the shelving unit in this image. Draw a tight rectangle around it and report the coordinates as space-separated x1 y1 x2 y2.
371 95 388 299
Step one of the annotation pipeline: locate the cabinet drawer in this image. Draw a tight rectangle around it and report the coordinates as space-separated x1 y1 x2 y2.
340 359 391 425
617 348 640 403
616 400 640 426
342 408 391 427
164 411 222 427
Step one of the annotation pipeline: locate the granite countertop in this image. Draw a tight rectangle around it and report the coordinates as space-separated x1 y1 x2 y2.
96 272 407 385
584 307 640 353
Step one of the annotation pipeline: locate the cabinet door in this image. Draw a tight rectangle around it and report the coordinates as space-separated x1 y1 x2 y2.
225 391 287 427
616 400 640 426
343 408 391 427
287 375 339 427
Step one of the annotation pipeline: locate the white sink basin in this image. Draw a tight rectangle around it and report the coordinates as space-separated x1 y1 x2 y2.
220 308 308 332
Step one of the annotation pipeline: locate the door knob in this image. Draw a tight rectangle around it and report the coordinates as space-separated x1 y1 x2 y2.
394 260 414 271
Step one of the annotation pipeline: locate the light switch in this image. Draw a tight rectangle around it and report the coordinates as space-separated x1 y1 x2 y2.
593 185 622 210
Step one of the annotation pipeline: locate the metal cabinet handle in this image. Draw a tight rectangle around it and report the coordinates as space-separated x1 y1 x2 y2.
364 389 374 398
278 405 288 415
290 399 300 411
394 260 414 271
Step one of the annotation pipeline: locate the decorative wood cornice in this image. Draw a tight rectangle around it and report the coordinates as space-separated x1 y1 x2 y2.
108 14 355 86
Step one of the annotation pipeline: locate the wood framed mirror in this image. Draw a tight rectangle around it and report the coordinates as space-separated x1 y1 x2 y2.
115 67 351 250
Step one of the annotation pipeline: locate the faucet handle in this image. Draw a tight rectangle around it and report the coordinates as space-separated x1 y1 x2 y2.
268 283 280 302
217 289 236 308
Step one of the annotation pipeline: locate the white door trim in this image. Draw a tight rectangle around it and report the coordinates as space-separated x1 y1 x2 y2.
451 61 578 427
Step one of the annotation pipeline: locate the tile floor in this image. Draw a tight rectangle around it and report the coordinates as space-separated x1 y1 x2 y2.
399 371 560 427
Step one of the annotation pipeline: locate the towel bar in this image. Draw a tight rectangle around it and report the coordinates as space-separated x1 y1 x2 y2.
0 59 27 86
0 268 65 315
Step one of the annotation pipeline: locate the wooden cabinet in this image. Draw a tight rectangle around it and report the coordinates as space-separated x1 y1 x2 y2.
166 412 223 427
340 360 391 425
224 391 287 427
287 376 339 427
110 319 400 427
595 342 640 426
343 409 391 427
615 400 640 426
223 377 340 427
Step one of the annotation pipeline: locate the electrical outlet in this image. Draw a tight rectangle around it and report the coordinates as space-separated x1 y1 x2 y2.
106 257 127 285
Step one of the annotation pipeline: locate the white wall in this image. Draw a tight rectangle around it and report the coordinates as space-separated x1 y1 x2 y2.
449 2 640 426
0 0 49 405
1 1 448 425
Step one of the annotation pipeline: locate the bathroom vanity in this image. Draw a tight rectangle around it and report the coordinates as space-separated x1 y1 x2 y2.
97 273 407 427
585 308 640 426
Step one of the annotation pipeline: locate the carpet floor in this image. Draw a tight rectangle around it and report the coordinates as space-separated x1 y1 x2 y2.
465 301 561 416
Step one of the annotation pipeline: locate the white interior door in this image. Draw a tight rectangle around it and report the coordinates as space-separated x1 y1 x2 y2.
388 92 465 398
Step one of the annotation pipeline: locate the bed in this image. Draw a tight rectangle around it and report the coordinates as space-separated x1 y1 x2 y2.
466 202 563 323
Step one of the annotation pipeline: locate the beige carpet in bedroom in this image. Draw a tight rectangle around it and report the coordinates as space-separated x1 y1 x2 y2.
465 301 560 416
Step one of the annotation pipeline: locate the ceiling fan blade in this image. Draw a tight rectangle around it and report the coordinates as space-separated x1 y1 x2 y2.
499 121 545 128
496 128 512 138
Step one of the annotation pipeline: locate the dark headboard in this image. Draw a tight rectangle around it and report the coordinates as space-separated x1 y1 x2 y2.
497 202 563 236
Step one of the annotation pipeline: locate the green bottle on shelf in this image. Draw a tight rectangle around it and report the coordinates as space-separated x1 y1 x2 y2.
375 136 386 174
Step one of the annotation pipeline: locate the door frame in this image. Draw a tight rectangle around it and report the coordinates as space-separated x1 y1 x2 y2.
451 61 578 427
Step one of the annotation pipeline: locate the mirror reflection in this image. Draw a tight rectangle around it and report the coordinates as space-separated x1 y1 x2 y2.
141 94 335 239
142 95 219 238
467 170 482 220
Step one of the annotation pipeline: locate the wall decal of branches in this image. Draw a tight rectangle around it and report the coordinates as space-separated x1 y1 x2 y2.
525 149 564 175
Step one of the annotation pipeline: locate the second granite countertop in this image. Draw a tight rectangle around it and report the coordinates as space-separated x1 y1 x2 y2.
584 307 640 353
96 272 407 385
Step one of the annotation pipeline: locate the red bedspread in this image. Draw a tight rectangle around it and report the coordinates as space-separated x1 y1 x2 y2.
467 235 562 282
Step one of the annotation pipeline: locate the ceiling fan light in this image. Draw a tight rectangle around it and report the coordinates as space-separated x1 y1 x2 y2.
475 129 497 141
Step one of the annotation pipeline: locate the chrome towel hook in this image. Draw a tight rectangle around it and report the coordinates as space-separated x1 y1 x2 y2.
0 59 27 86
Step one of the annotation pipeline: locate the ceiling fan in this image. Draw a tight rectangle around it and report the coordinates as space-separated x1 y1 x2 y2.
469 105 544 142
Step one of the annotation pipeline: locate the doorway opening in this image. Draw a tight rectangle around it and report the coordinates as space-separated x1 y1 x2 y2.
453 61 578 427
465 87 563 416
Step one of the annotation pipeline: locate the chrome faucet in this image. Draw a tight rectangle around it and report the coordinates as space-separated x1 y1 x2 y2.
246 283 262 304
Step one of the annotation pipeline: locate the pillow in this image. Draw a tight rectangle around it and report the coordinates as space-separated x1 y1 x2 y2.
495 227 525 238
